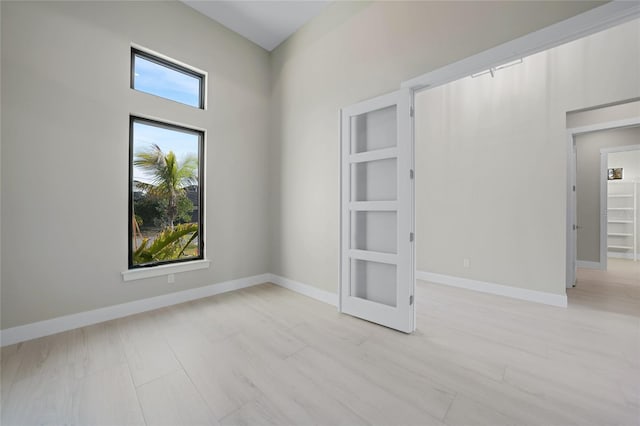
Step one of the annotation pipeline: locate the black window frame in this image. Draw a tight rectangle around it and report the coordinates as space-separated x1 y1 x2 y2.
128 116 205 269
130 48 206 109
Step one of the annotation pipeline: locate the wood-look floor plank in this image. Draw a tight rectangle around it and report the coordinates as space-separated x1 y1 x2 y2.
287 346 447 426
71 363 145 426
219 398 292 426
173 330 264 420
116 312 182 387
288 321 457 421
136 369 218 426
0 344 22 412
1 365 75 425
443 394 519 426
1 259 638 426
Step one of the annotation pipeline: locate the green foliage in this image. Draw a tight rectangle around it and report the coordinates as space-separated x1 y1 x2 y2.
175 195 195 224
133 223 199 265
134 196 165 229
133 144 198 228
134 194 194 229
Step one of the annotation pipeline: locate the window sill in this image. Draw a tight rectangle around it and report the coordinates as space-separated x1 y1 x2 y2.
121 259 211 282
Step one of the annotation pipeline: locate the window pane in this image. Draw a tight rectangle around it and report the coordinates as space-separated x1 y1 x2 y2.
351 158 397 201
132 51 203 108
130 118 203 268
350 259 397 307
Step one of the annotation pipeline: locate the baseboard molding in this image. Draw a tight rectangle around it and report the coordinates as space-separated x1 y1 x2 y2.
1 270 567 346
608 252 637 260
416 271 567 308
577 260 602 270
268 274 338 307
0 273 271 347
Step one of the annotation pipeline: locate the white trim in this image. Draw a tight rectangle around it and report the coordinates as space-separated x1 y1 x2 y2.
416 271 568 308
129 112 208 134
349 148 398 164
576 260 602 270
349 201 398 211
122 259 211 281
348 249 397 265
600 143 640 154
401 2 640 91
567 132 578 287
608 252 636 260
0 273 270 347
570 118 640 137
600 151 609 272
268 274 338 306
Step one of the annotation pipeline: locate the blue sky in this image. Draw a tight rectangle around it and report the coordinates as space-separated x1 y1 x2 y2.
133 55 200 108
133 121 199 185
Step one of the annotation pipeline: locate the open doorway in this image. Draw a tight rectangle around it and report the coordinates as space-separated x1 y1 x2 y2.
569 106 640 274
410 15 639 307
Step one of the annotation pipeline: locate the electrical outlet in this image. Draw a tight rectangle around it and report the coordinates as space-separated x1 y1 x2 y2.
463 258 470 268
168 274 175 284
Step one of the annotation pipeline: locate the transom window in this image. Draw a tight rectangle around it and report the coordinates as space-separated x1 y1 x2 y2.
131 48 205 109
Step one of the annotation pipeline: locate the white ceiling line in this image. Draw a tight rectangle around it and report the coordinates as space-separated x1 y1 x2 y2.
182 1 329 51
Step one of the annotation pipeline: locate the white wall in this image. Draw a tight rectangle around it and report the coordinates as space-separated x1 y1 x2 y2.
268 0 605 294
610 149 640 182
415 20 640 295
0 2 3 326
0 1 615 330
1 1 270 329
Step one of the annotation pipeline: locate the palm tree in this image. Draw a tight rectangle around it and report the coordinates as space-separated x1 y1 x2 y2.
134 144 198 229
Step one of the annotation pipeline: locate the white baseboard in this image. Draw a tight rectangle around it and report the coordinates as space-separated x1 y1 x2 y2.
416 271 567 308
608 251 637 260
577 260 602 269
268 274 338 306
0 273 271 347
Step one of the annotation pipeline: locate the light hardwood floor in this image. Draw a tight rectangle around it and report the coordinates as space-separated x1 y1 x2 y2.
1 261 639 426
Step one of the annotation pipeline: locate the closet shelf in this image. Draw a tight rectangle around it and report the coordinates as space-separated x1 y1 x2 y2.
606 180 637 261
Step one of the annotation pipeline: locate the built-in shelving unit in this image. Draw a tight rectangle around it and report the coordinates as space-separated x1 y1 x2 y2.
607 181 637 261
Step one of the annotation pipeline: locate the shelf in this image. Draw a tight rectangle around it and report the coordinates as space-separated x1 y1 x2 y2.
606 181 637 261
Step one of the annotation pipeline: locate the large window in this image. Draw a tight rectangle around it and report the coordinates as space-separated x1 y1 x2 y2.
129 117 204 268
131 48 205 109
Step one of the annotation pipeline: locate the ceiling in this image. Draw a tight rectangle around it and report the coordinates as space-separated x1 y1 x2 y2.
182 1 329 51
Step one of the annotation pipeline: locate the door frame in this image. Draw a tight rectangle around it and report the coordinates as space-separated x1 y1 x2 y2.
566 119 640 285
